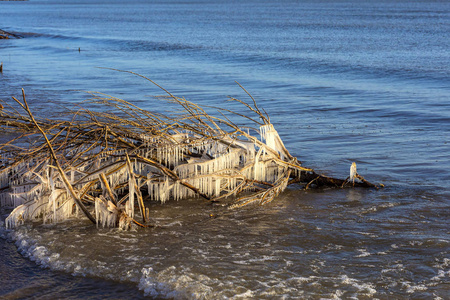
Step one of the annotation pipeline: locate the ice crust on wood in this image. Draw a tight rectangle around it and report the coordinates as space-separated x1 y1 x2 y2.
0 84 379 229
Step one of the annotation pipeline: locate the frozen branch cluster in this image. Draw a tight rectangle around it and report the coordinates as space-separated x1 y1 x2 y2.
0 77 378 229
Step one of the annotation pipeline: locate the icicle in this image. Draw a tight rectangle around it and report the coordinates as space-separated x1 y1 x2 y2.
253 147 263 181
95 197 99 229
50 176 56 222
160 177 169 203
94 197 118 228
259 124 287 160
129 175 135 218
5 204 26 229
215 178 221 197
350 162 359 183
149 182 154 201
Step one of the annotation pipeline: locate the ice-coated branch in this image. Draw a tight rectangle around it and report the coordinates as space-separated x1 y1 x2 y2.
0 81 381 229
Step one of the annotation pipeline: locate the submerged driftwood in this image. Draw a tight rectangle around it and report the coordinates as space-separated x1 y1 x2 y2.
0 29 21 39
0 75 380 229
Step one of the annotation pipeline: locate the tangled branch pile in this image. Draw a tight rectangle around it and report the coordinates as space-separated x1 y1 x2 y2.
0 77 379 229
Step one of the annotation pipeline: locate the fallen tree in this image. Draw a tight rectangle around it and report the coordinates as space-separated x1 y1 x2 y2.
0 73 381 229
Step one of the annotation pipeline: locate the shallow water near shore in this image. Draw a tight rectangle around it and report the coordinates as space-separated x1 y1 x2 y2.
1 0 449 299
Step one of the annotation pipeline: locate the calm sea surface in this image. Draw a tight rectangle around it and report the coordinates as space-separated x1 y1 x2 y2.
1 0 449 299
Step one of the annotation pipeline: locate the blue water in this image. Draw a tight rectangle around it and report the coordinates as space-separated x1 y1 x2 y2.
1 0 449 299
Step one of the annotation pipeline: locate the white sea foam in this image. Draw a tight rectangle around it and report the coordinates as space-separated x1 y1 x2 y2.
220 242 232 249
431 258 450 283
409 240 424 246
405 283 428 294
164 221 183 227
232 289 254 299
381 263 405 275
139 266 214 299
338 275 377 295
11 229 71 273
287 276 317 284
249 255 277 263
1 215 445 300
232 260 249 265
1 225 394 300
431 270 448 281
355 248 371 257
434 257 450 269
